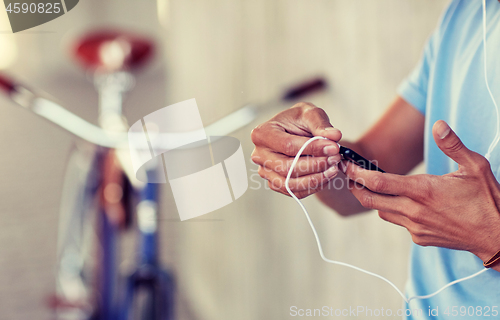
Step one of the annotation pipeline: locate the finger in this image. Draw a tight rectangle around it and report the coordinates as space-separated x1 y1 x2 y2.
252 149 341 177
258 164 339 194
342 160 415 197
295 104 343 141
432 120 481 167
377 210 412 229
254 122 340 157
349 181 411 213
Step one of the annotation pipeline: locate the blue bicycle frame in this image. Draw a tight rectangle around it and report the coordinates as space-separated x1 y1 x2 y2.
117 169 175 320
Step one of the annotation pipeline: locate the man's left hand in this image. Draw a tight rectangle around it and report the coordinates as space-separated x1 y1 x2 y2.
343 120 500 270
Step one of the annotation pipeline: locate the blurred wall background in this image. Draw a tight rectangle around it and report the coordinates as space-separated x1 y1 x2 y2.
0 0 448 319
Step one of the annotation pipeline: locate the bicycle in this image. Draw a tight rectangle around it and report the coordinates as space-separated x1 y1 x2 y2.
0 28 327 320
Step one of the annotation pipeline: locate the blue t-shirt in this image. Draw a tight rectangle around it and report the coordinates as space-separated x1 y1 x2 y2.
398 0 500 318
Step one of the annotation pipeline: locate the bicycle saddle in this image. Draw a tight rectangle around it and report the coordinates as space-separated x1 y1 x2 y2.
73 29 154 72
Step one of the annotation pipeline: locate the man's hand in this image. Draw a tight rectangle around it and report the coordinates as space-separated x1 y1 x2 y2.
343 120 500 269
251 102 342 199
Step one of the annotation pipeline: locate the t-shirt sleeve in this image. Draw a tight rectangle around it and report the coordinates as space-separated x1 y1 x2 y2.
397 31 439 116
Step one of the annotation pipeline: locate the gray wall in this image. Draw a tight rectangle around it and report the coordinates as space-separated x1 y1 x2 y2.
0 0 448 319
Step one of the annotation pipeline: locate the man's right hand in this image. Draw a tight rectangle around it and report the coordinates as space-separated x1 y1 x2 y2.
250 102 342 199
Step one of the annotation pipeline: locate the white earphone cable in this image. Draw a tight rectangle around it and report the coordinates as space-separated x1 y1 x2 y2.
285 136 488 305
285 136 407 303
483 0 500 160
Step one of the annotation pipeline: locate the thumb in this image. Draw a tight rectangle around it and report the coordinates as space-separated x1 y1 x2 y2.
433 120 476 167
300 106 342 142
315 125 342 143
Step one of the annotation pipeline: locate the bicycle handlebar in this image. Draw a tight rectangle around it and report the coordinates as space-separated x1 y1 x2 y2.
0 74 16 94
0 73 327 148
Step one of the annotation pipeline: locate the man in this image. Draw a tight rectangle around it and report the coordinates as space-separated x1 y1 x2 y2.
251 0 500 318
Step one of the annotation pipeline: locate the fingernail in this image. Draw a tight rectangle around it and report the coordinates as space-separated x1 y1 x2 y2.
324 165 338 179
327 156 340 166
437 121 451 139
324 127 341 135
339 161 347 174
323 145 338 156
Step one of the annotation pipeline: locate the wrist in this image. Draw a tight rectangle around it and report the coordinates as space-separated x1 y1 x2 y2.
474 243 500 264
472 222 500 270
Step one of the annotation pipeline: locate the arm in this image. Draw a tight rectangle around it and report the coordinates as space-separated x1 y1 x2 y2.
316 96 425 215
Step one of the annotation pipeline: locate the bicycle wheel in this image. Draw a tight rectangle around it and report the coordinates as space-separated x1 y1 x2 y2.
51 143 101 320
119 266 175 320
51 145 130 320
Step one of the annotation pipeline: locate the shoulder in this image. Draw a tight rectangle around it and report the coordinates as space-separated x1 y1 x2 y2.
435 0 466 35
430 0 483 50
